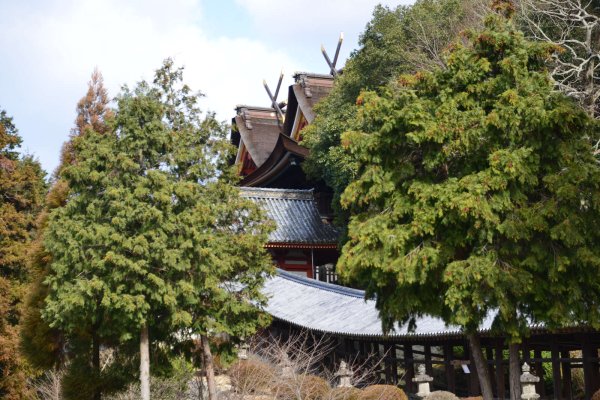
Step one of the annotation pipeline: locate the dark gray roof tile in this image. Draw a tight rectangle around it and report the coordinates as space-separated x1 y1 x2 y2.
240 187 339 245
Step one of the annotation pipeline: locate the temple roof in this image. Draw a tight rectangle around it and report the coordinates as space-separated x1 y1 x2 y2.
263 270 499 340
233 105 281 167
283 72 334 135
239 134 308 188
240 187 338 246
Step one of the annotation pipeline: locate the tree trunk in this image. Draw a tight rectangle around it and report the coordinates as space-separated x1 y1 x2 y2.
585 25 596 117
509 342 521 400
92 332 101 400
201 334 217 400
140 324 150 400
467 332 494 400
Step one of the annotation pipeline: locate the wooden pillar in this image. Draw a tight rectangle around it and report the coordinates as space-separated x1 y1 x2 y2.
405 344 415 393
391 344 399 385
534 349 546 398
383 343 392 384
561 349 572 400
486 345 496 394
495 341 506 400
551 341 562 400
425 345 433 376
444 344 456 394
344 338 353 359
583 338 600 400
523 340 531 363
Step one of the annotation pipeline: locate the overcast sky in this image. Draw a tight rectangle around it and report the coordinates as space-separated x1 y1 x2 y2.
0 0 413 175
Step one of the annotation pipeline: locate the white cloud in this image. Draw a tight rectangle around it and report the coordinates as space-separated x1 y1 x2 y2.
235 0 414 70
236 0 402 36
0 0 301 173
0 0 415 173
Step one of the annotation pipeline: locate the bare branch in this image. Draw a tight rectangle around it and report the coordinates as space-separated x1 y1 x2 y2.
518 0 600 119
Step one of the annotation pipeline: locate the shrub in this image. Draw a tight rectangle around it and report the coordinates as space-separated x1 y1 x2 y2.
425 391 459 400
275 374 331 400
591 388 600 400
358 385 407 400
330 387 363 400
228 358 274 394
104 376 193 400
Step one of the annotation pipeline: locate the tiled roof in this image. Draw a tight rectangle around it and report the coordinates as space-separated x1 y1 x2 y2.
263 269 498 339
240 187 339 245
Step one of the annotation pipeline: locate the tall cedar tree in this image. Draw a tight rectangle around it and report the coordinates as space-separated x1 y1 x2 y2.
42 60 273 399
338 4 600 399
0 108 46 399
21 69 116 399
302 0 488 237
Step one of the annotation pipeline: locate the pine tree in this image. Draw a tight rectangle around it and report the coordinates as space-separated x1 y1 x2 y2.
42 60 273 399
338 3 600 399
0 108 46 399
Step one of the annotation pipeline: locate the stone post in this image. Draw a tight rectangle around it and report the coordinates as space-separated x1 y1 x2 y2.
335 360 353 388
280 353 294 378
413 364 434 399
520 362 540 400
238 342 249 360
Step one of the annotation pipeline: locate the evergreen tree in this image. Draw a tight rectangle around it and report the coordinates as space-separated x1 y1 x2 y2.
21 69 116 400
0 108 46 399
338 4 600 399
42 60 273 399
302 0 489 237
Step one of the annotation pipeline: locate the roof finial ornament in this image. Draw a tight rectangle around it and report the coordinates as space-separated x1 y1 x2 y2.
263 69 285 127
321 32 344 76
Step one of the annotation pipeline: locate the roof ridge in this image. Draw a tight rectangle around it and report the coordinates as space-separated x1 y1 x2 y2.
275 269 365 299
235 105 277 112
240 187 315 200
293 72 335 80
239 187 313 192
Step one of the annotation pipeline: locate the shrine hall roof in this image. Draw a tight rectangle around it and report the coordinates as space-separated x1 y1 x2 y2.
233 105 280 168
240 187 339 246
263 269 498 340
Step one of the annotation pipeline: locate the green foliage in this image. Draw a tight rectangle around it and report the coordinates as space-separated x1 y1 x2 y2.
21 71 114 392
0 108 47 399
338 8 600 343
104 359 194 400
42 59 273 384
358 385 407 400
303 0 488 238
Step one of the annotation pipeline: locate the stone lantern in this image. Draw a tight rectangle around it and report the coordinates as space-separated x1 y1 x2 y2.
413 364 434 399
335 360 353 388
520 362 540 400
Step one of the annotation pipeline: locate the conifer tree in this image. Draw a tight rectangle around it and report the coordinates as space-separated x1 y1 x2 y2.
338 3 600 399
42 60 273 399
0 108 46 399
302 0 489 236
21 69 114 400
